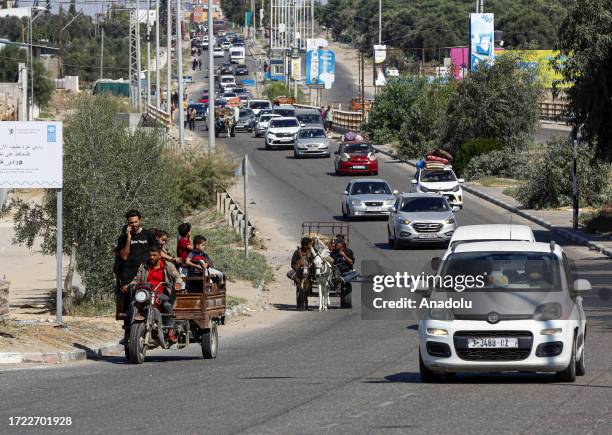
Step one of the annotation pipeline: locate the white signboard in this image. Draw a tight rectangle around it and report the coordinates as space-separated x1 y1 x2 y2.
0 122 63 188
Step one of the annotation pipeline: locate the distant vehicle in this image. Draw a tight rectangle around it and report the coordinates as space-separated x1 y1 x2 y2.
248 99 272 116
229 46 246 64
385 66 400 77
222 91 240 107
232 88 250 106
188 103 207 121
350 96 374 112
199 90 209 103
93 79 130 97
295 108 324 128
219 62 233 74
272 104 296 118
219 74 236 91
253 113 281 137
411 165 464 209
387 193 458 248
341 179 398 219
213 19 225 34
213 46 224 57
220 41 232 50
235 108 256 132
334 141 378 175
265 117 300 149
293 127 330 158
234 64 249 75
448 224 536 250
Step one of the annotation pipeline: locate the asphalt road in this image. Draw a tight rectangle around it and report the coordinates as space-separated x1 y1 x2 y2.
1 51 610 435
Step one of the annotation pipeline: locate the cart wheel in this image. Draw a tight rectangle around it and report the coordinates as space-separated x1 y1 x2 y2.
201 323 218 359
340 283 352 309
128 322 146 364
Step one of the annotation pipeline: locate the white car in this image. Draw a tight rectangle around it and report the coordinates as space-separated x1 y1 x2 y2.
254 113 280 138
219 74 236 91
248 99 272 116
419 240 589 383
448 224 535 250
412 165 464 209
265 116 300 150
220 41 232 50
212 46 224 58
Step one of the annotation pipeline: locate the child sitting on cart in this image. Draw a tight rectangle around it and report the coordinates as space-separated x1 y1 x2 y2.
185 235 224 291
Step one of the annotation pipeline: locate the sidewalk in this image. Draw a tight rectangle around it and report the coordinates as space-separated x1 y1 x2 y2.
374 144 612 258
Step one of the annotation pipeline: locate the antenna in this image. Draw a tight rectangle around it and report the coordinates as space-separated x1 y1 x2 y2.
509 212 513 240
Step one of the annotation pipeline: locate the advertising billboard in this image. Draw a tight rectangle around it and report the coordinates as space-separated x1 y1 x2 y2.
373 45 387 86
469 13 495 71
0 122 63 188
306 49 335 89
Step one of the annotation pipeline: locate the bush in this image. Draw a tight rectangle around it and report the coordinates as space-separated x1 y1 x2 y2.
516 137 609 209
464 148 529 181
580 208 612 235
263 82 304 102
454 138 506 177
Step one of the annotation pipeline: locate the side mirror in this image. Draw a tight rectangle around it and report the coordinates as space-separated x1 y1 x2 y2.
301 123 306 127
457 178 465 183
389 206 396 213
392 190 399 195
573 279 591 292
410 179 417 185
430 257 441 271
343 190 349 195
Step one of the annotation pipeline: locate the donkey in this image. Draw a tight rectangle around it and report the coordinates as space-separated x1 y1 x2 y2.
294 252 314 311
312 237 334 311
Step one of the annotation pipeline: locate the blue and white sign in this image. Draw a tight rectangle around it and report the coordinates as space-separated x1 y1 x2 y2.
306 49 335 89
469 13 495 71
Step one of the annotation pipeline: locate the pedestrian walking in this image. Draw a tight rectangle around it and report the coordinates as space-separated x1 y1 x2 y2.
325 106 333 134
188 107 196 131
198 58 202 70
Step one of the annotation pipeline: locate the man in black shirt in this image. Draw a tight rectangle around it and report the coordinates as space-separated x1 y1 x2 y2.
116 209 154 342
330 239 355 275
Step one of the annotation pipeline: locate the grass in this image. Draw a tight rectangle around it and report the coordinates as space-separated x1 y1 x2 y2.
478 176 523 187
502 187 520 198
49 290 116 317
227 295 248 309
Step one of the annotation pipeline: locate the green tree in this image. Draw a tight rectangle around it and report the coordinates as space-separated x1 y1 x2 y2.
0 44 54 107
555 0 612 162
445 53 543 154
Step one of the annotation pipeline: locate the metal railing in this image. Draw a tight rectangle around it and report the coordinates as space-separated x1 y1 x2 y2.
216 192 256 241
145 103 172 128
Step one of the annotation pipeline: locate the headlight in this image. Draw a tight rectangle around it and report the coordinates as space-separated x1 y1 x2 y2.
135 290 148 303
534 302 562 321
419 185 430 193
350 199 362 206
397 217 411 225
426 328 448 336
268 133 276 138
385 199 395 205
445 217 455 224
451 184 461 192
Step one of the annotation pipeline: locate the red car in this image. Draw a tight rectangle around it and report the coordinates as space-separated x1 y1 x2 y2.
334 141 379 175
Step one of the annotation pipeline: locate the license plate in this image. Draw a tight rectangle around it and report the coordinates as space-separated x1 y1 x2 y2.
367 207 382 211
280 138 292 142
352 165 366 169
467 337 519 348
418 233 438 239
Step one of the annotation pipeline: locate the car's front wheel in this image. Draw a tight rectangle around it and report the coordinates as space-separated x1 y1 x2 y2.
556 334 577 382
576 332 586 376
419 349 443 383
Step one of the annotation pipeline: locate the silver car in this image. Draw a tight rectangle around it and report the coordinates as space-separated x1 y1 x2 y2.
387 193 458 249
253 113 280 138
293 127 330 158
342 179 398 219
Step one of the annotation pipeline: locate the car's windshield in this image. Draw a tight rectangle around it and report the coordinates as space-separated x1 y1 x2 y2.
259 115 277 123
223 93 237 98
298 129 326 138
239 109 253 118
350 182 391 195
296 113 322 124
233 88 248 94
344 143 371 154
440 252 562 291
250 101 271 109
400 197 449 212
221 77 234 83
273 108 295 117
270 119 299 128
421 170 456 182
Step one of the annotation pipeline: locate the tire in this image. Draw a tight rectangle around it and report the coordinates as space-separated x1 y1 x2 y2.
393 230 402 250
342 204 348 219
265 142 270 150
556 334 577 382
123 345 130 360
419 349 442 383
296 286 308 311
128 322 146 364
387 227 393 246
340 283 352 309
576 332 586 376
294 150 300 159
201 323 218 359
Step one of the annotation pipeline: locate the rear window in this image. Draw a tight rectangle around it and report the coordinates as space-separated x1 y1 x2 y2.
221 77 235 83
250 101 271 109
296 113 322 124
298 129 326 138
273 108 295 117
270 119 299 128
421 170 456 182
239 109 254 117
343 143 371 154
260 115 276 122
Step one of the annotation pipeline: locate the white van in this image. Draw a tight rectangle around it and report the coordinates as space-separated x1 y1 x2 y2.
229 46 246 64
448 224 536 250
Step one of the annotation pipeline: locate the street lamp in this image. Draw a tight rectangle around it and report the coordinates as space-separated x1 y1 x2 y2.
28 5 47 121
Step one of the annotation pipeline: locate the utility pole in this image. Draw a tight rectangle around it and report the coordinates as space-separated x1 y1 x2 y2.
136 0 142 111
207 0 215 151
155 0 160 109
572 137 579 230
146 0 151 106
166 0 171 113
251 0 256 45
100 27 104 80
176 0 184 146
378 0 382 44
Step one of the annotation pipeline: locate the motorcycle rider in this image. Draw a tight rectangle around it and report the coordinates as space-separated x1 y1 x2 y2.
127 244 183 344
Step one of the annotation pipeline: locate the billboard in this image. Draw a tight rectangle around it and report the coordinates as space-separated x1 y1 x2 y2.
501 50 568 88
373 45 387 86
469 13 495 71
306 49 335 89
0 122 63 188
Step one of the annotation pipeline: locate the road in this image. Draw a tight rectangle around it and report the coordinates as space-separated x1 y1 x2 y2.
1 50 611 435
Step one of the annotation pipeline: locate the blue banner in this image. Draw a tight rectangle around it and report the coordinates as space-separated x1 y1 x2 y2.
306 49 335 88
469 13 495 71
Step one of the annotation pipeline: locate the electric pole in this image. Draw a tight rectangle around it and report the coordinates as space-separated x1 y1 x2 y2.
207 0 215 151
100 27 104 80
378 0 382 44
176 0 184 147
146 0 151 105
155 0 160 109
166 0 171 112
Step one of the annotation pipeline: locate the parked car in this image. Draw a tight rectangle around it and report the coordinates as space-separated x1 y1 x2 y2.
419 240 588 383
387 193 458 249
187 103 207 121
412 165 464 209
253 113 281 137
334 141 378 175
448 224 536 250
295 108 324 128
235 108 256 132
265 117 300 149
293 127 330 158
248 99 272 116
235 64 249 75
341 179 398 219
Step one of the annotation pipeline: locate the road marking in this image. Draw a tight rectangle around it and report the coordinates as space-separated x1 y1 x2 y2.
377 401 394 408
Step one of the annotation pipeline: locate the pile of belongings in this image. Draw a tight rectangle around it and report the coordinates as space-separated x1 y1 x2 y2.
416 148 453 170
342 131 365 142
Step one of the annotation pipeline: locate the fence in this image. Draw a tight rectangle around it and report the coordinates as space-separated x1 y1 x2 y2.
145 103 173 128
216 192 256 241
539 89 569 122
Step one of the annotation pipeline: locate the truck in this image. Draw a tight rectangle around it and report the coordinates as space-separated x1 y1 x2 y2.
229 46 246 64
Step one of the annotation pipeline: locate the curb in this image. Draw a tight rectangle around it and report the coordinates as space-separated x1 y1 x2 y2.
373 145 612 259
0 342 123 365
